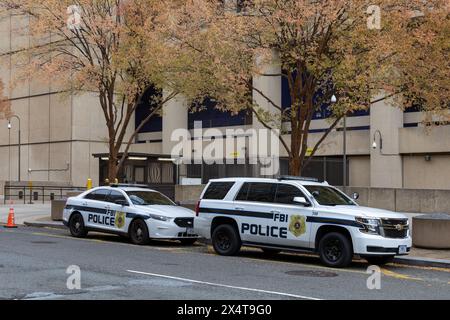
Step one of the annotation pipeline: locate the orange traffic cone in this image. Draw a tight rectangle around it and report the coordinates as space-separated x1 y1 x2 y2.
4 206 18 228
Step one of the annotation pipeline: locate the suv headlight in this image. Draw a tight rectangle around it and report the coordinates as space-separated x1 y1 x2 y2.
355 217 381 235
149 214 172 222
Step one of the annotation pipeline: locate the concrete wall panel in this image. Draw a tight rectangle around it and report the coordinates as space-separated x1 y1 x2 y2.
28 143 49 181
48 142 71 182
400 126 450 154
29 95 50 143
403 155 450 190
50 93 71 141
349 156 370 187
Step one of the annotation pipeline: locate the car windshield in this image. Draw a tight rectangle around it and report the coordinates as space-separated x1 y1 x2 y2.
304 186 355 206
125 191 175 206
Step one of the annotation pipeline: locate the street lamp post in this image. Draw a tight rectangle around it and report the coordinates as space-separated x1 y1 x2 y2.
343 115 347 189
7 115 21 182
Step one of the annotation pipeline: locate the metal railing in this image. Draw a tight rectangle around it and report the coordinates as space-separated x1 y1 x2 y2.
3 185 86 204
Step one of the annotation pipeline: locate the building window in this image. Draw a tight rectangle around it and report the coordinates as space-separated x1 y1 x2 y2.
135 85 163 133
280 157 347 186
188 97 252 129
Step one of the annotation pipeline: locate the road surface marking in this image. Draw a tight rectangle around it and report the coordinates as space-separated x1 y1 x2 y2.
236 255 367 275
29 231 184 252
127 269 322 300
32 232 106 244
391 263 450 274
12 229 444 282
381 268 423 281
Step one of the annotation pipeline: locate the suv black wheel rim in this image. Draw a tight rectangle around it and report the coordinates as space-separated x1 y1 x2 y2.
216 231 231 251
324 239 342 262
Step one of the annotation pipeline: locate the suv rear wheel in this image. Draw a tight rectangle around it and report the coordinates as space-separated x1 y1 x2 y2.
212 224 241 256
318 232 353 268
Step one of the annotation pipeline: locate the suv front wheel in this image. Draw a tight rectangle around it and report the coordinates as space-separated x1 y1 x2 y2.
318 232 353 268
212 224 241 256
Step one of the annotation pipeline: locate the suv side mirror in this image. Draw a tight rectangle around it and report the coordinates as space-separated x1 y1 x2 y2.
352 192 359 200
115 199 129 206
293 196 310 206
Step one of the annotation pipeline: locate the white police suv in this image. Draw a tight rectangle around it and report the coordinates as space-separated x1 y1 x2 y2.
63 185 198 245
194 177 412 267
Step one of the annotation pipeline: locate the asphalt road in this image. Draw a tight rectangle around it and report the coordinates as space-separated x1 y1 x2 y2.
0 226 449 300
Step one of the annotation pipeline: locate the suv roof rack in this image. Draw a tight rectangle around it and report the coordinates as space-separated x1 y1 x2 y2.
277 175 319 182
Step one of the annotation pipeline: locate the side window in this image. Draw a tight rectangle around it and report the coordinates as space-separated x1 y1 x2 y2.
246 183 276 203
275 184 307 205
235 182 250 201
84 191 97 200
91 189 110 202
107 190 127 204
203 182 235 200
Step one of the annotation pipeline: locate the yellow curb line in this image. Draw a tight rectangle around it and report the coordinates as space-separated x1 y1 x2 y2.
390 263 450 274
380 268 423 281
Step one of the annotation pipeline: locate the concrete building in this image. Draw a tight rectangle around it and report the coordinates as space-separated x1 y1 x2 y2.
1 8 450 198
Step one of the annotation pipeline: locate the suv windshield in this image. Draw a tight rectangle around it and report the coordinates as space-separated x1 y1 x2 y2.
125 191 175 206
304 186 355 206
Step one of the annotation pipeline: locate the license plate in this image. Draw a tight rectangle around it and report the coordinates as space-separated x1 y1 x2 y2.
398 245 407 254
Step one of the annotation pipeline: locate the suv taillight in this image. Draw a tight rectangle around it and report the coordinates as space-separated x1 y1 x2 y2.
195 200 201 216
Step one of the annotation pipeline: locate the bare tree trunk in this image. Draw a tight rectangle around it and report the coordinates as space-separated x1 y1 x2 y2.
107 147 119 183
289 156 301 176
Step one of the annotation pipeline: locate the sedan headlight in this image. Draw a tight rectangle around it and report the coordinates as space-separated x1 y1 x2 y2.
355 217 381 235
149 214 172 222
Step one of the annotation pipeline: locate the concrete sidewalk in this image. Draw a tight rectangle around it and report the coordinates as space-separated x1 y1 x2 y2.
0 203 51 225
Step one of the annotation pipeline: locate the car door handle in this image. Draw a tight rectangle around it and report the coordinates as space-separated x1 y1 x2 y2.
82 201 88 206
235 207 244 211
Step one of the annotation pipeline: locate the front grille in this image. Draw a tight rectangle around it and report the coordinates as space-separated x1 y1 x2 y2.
174 217 194 228
380 218 409 239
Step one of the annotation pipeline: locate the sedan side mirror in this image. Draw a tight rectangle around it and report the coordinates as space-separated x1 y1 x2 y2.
352 192 359 200
115 199 129 206
293 196 310 206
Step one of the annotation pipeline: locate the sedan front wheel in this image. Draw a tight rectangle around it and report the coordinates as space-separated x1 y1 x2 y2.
129 219 150 245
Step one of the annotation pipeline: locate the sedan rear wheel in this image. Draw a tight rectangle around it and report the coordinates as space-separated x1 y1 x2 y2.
68 213 88 238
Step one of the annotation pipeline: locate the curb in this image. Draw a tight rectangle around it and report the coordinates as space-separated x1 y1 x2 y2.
393 256 450 269
23 221 67 230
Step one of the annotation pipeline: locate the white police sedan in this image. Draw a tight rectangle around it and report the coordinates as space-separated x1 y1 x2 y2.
63 185 199 245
